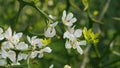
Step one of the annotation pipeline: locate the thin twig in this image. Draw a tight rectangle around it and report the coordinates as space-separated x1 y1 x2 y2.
98 0 111 21
80 44 91 68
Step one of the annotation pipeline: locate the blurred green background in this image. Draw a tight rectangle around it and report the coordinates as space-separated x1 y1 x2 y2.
0 0 120 68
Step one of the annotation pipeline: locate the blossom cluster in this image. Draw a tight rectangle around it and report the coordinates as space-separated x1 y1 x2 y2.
0 10 99 68
62 10 86 54
0 27 52 66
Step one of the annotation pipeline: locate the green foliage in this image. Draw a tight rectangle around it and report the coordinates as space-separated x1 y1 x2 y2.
0 0 120 68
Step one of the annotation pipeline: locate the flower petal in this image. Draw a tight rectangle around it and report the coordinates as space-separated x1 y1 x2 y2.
65 40 72 49
18 53 28 61
79 40 86 45
1 48 8 58
4 27 12 39
49 64 54 68
2 41 14 49
13 32 23 44
74 29 82 38
16 42 28 50
8 50 16 62
0 28 4 40
45 27 56 37
0 28 3 33
69 18 77 24
0 34 4 40
63 31 75 41
0 59 7 66
42 47 52 53
38 53 43 58
52 21 58 27
76 46 83 54
27 35 31 44
62 10 66 21
66 13 73 21
30 51 38 59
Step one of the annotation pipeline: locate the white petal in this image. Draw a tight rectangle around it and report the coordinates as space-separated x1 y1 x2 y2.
49 14 54 19
27 35 31 44
49 64 54 68
79 40 86 45
69 18 77 24
1 48 8 58
76 46 83 54
0 34 4 40
45 27 56 37
52 21 58 27
30 51 38 59
38 53 43 58
0 59 7 66
4 27 12 39
18 53 28 61
0 28 4 40
74 29 82 38
66 13 73 21
0 28 3 33
16 42 28 50
63 31 75 41
11 62 20 65
13 32 23 44
62 10 66 21
33 38 41 45
2 41 14 49
8 50 16 62
68 26 75 33
63 31 70 39
42 47 52 53
65 22 73 27
65 40 72 49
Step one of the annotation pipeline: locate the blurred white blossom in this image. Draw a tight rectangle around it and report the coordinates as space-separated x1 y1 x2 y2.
44 22 58 37
63 26 86 54
64 65 71 68
62 10 77 27
27 36 43 49
4 27 22 45
30 47 52 59
27 36 52 59
1 48 28 65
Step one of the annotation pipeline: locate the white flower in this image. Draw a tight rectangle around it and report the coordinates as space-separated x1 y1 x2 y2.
16 42 28 50
65 40 86 54
0 28 4 40
63 26 82 41
1 49 28 65
62 10 77 27
30 47 52 59
44 22 58 37
63 26 86 54
4 27 23 45
27 36 42 49
0 59 7 66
